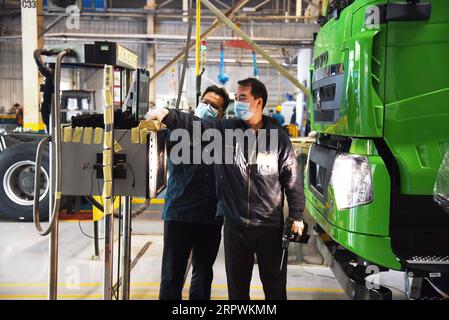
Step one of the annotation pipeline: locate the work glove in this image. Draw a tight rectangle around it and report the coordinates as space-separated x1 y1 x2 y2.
138 119 165 131
291 220 304 236
145 108 169 122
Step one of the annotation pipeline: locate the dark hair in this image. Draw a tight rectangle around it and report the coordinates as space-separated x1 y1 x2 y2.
237 77 268 109
201 85 230 111
13 103 20 108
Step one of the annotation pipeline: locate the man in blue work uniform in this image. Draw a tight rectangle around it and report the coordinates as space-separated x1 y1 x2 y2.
272 105 285 126
158 85 230 300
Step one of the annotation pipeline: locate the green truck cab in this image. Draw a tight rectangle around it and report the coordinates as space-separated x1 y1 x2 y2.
306 0 449 299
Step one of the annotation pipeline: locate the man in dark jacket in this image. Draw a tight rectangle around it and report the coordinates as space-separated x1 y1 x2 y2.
159 85 230 300
148 78 304 300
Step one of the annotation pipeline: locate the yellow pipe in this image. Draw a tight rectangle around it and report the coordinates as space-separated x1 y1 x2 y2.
195 0 201 76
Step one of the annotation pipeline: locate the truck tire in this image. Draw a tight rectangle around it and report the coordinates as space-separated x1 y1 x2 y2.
0 134 21 151
0 142 50 222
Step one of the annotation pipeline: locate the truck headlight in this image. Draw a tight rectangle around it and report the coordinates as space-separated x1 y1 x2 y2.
330 153 373 210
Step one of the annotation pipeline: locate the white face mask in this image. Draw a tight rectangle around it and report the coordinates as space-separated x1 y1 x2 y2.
194 102 219 119
234 101 254 121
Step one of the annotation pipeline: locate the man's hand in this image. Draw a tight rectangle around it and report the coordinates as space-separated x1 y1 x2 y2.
291 220 304 236
145 108 169 122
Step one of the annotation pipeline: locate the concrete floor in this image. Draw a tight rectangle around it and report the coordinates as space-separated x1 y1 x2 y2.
0 204 407 300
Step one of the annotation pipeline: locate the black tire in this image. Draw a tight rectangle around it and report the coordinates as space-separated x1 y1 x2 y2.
1 134 22 150
0 142 50 222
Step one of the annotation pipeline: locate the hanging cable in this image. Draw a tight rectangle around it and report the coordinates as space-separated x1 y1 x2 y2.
195 0 202 107
252 51 259 78
176 0 195 110
78 220 104 240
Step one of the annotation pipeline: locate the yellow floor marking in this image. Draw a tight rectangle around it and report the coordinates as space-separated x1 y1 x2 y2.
0 292 272 300
0 292 342 299
0 282 103 287
0 282 343 294
287 287 344 293
0 294 103 299
133 198 164 204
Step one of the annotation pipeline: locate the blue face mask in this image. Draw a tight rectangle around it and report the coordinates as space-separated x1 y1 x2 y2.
234 101 254 121
194 102 219 119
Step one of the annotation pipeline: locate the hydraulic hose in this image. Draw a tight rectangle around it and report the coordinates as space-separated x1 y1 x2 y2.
84 195 120 219
33 49 74 236
85 196 104 212
33 135 52 235
131 199 151 219
33 48 57 79
34 49 58 131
